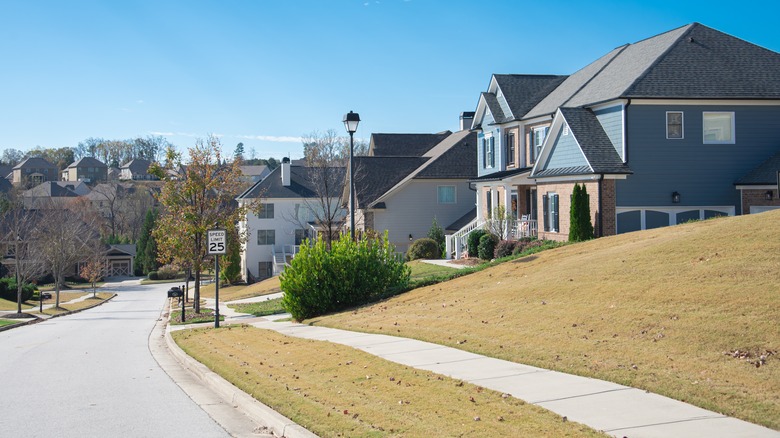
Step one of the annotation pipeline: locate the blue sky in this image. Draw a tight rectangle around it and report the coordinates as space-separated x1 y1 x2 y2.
2 0 779 160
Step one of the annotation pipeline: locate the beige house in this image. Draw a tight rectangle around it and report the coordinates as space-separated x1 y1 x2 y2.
11 157 58 188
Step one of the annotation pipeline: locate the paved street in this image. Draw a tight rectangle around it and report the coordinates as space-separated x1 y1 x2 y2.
0 280 229 437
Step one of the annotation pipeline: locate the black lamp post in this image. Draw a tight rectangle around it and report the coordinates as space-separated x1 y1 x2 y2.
343 111 360 240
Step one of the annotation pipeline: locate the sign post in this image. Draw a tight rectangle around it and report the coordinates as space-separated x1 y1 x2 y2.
207 229 227 328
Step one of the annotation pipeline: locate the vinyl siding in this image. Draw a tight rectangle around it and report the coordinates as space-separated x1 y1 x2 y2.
371 179 475 253
618 104 780 212
594 105 624 159
543 125 588 170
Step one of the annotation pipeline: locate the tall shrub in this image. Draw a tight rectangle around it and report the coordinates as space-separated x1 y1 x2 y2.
477 233 499 260
281 232 410 321
467 229 487 258
427 217 445 258
569 183 594 242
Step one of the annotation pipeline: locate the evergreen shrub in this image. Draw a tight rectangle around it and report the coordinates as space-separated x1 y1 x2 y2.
0 277 36 302
477 233 499 260
407 238 440 261
280 232 410 321
467 229 487 258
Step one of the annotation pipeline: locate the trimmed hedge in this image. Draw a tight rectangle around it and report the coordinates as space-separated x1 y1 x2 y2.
407 238 440 261
281 232 410 321
477 233 499 260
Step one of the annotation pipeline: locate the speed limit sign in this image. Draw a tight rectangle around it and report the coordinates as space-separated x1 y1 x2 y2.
207 229 227 255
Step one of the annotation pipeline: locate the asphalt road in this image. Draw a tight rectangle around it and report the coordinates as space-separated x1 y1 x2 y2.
0 280 229 437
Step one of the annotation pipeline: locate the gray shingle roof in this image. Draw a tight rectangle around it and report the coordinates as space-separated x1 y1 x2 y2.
13 157 57 170
121 159 152 173
352 157 428 208
238 164 345 200
369 132 451 157
493 75 568 121
736 150 780 185
482 92 506 123
445 208 476 233
416 132 477 179
69 157 107 169
559 107 632 174
24 181 80 198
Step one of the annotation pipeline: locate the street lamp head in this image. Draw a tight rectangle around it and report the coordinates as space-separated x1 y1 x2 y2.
343 111 361 134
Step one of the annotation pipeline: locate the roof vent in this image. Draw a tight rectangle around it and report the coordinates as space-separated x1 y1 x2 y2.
688 37 694 43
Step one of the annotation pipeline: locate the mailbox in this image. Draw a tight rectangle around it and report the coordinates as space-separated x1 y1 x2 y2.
167 287 184 298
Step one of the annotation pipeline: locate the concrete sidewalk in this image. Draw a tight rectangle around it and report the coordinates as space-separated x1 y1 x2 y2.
243 316 778 438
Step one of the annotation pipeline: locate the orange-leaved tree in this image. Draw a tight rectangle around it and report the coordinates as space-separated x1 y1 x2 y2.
151 136 255 313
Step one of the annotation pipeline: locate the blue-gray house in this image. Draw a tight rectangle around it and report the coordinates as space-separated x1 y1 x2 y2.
461 23 780 245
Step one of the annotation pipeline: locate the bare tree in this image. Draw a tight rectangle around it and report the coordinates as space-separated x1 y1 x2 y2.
37 200 101 308
0 195 46 315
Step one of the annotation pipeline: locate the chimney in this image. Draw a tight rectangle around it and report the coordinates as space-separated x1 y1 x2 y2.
460 111 475 131
281 157 291 186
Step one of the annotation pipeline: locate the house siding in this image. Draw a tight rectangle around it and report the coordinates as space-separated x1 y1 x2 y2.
594 105 624 159
477 111 499 177
371 179 475 253
619 104 780 212
544 125 589 170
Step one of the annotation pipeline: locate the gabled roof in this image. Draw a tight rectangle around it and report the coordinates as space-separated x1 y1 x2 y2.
445 208 476 233
0 164 12 180
526 23 780 118
68 157 107 169
493 75 568 122
121 159 152 173
353 157 428 208
12 157 57 170
416 131 478 179
531 108 632 178
238 164 345 200
736 150 780 185
369 132 451 157
109 244 137 257
23 181 81 198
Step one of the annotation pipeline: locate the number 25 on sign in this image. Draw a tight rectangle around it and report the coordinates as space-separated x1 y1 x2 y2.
207 229 227 255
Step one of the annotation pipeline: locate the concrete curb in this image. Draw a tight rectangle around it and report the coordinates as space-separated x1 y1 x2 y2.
162 307 317 438
0 293 117 332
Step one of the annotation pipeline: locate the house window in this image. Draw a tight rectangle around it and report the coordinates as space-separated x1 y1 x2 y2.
257 203 274 218
438 186 456 204
542 193 559 232
294 229 307 245
532 126 548 163
484 136 495 168
505 132 515 166
257 229 275 245
666 111 684 139
703 112 735 144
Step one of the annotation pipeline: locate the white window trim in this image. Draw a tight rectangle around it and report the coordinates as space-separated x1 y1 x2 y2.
702 111 735 144
666 111 684 140
438 185 456 204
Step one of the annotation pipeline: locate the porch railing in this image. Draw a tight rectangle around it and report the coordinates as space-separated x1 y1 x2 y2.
445 218 538 260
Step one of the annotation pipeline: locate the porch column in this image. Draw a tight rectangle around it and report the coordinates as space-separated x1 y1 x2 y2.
475 188 482 221
502 184 512 239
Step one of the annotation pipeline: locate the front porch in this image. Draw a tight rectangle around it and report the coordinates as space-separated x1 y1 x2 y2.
445 217 538 259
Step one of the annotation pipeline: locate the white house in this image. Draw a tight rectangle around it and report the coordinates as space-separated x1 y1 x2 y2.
237 158 345 282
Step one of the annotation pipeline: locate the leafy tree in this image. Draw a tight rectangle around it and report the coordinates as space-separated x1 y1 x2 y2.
151 135 254 313
1 148 25 166
569 183 594 242
135 209 159 275
234 142 245 161
219 222 242 285
427 217 445 258
80 240 107 298
0 195 46 315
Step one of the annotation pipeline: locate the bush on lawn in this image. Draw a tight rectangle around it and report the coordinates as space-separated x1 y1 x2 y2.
467 229 487 258
147 271 159 280
477 233 499 260
156 264 179 280
0 277 36 302
407 238 440 261
281 232 410 321
493 240 518 259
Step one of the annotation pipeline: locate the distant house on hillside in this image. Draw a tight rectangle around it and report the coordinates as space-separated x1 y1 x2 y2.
11 157 59 188
239 165 271 184
22 181 88 209
62 157 108 184
120 159 158 181
0 164 12 182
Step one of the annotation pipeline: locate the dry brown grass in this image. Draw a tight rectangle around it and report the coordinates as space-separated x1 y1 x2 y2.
198 276 281 301
34 293 114 316
314 211 780 430
173 325 603 437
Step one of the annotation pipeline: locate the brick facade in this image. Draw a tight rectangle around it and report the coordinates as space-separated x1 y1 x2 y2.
535 179 616 241
741 188 780 214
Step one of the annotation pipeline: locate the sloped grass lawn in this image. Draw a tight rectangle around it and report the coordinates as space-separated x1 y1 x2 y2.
0 319 18 327
228 298 286 317
314 211 780 430
198 276 282 302
407 260 458 281
173 325 602 437
0 298 34 312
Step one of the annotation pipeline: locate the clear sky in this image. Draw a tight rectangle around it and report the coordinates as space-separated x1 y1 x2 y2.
2 0 779 160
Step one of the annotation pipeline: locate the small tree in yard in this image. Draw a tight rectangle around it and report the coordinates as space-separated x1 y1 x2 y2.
80 258 105 298
569 183 594 242
427 217 445 258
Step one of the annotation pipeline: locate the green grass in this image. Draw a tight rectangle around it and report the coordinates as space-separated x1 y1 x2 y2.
0 319 19 327
314 211 780 430
228 298 286 317
406 260 457 281
169 306 225 325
